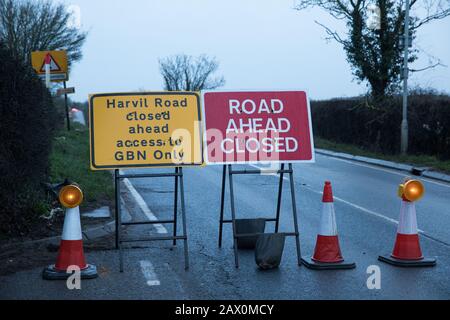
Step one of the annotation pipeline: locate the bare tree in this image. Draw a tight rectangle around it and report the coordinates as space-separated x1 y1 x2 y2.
295 0 450 98
0 0 87 66
159 54 225 91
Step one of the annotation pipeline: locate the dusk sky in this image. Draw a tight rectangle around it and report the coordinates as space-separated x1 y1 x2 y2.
58 0 450 102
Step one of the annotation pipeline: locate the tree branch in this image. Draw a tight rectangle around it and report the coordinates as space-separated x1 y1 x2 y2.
314 20 347 45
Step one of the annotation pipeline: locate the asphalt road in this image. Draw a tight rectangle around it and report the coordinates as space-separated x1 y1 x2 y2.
1 153 449 299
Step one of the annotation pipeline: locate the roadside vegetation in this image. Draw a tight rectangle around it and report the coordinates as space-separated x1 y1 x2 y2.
0 43 57 237
315 137 450 174
296 1 450 172
310 91 450 174
0 0 90 239
49 124 114 211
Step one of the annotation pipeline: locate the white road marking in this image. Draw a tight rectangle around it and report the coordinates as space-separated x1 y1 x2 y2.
249 164 424 232
318 153 450 188
122 176 168 234
139 260 160 286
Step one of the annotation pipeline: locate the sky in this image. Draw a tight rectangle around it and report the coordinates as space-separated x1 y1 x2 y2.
57 0 450 102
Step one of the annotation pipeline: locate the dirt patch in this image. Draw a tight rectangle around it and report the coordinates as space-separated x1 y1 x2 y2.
0 205 116 277
0 232 116 277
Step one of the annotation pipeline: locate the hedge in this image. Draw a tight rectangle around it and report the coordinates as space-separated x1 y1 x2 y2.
0 44 58 236
310 93 450 160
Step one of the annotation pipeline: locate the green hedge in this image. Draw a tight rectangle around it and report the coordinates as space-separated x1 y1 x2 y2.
310 93 450 160
0 44 58 236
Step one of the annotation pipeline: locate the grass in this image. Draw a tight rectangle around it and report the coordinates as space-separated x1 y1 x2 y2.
49 124 114 210
314 137 450 174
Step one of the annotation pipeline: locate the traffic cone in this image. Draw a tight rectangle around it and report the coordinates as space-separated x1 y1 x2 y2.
378 196 436 267
301 181 355 270
43 205 98 279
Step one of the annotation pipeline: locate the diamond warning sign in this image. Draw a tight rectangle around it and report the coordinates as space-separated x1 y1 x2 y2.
31 50 68 82
89 92 204 170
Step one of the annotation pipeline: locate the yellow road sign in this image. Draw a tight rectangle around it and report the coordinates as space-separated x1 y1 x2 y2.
89 92 204 170
31 50 68 82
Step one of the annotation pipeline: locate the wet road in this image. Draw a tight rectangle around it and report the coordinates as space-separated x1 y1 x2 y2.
1 153 449 299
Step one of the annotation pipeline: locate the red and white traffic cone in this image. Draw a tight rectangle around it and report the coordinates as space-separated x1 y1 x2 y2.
43 205 97 280
301 181 355 270
379 195 436 267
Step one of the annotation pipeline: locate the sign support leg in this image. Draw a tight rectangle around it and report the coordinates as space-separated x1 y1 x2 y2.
63 81 70 131
114 169 120 249
113 170 190 272
275 163 285 233
179 167 190 270
173 167 179 246
288 163 302 266
114 169 124 272
228 165 239 268
218 165 227 248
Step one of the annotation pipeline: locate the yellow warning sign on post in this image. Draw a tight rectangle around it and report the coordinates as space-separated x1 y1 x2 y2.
89 92 204 170
31 50 68 82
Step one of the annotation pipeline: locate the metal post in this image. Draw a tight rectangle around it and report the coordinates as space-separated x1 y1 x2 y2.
114 169 120 249
288 163 302 266
173 167 179 246
275 163 285 233
218 165 227 248
64 82 71 131
179 167 189 270
401 0 410 154
228 165 239 268
44 54 51 88
115 169 124 272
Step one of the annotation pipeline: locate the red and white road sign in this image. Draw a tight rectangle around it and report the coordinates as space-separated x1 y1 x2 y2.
40 53 62 72
202 90 315 164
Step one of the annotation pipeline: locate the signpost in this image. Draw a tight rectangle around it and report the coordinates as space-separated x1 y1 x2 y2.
89 91 204 271
31 50 71 131
202 90 315 267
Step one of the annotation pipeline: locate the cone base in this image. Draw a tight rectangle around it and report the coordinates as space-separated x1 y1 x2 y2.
301 256 355 270
378 254 436 267
42 264 98 280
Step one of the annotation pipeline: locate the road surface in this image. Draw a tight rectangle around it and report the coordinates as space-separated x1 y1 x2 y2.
1 153 449 299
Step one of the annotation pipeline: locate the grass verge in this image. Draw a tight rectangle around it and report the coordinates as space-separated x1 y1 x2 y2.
315 137 450 174
49 124 114 210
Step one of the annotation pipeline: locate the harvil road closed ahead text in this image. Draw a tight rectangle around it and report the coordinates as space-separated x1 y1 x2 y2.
89 92 203 170
202 91 314 164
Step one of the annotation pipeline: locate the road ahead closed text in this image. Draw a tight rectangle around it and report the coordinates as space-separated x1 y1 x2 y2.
202 91 315 164
89 92 203 169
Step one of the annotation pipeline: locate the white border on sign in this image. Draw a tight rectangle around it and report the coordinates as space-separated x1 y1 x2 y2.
200 89 316 165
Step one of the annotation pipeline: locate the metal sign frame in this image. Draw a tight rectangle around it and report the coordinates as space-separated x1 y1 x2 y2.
114 168 189 272
218 163 301 268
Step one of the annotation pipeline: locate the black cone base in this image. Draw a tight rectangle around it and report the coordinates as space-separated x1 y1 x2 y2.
301 257 356 270
42 264 98 280
378 254 436 267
